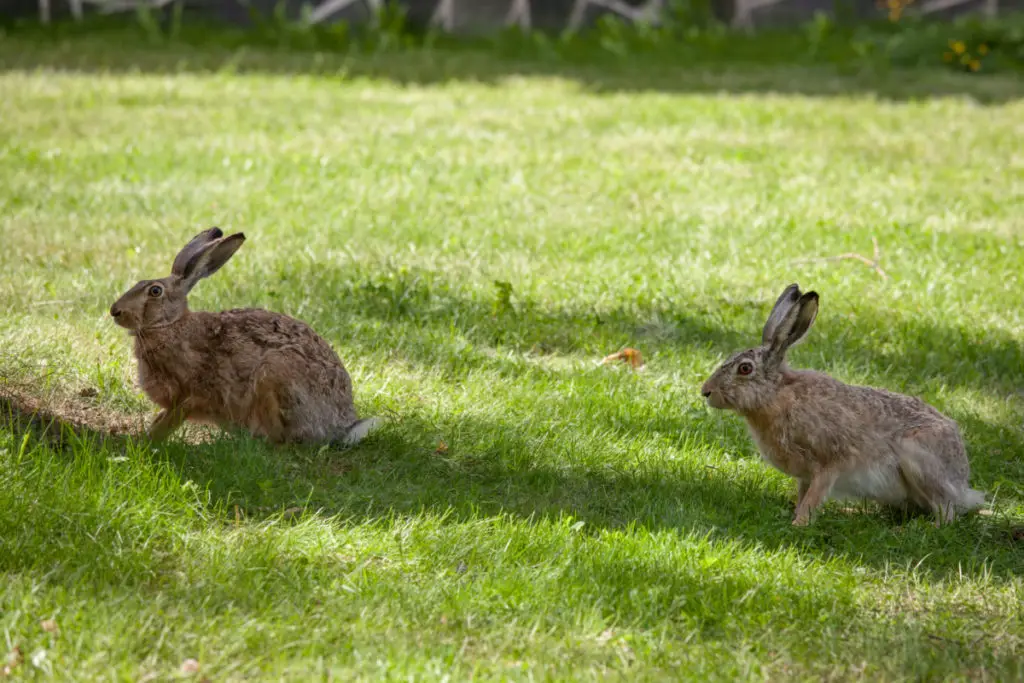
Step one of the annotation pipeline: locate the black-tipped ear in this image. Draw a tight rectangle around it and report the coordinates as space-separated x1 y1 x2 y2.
762 283 802 344
785 292 818 348
765 289 819 365
179 232 245 292
172 227 223 277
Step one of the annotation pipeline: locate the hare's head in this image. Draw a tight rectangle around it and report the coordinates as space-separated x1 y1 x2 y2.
110 227 245 332
701 284 819 413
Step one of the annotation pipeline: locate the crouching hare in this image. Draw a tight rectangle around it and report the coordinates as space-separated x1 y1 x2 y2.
110 227 379 446
701 284 985 526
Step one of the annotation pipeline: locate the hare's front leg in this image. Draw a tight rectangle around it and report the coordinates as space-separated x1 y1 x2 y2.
148 401 192 442
792 470 838 526
796 478 810 507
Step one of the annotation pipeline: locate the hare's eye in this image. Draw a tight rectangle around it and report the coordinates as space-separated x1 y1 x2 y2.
737 362 753 376
148 285 164 297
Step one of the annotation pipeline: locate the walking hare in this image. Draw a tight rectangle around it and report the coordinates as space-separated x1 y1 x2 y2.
701 284 985 526
110 227 379 446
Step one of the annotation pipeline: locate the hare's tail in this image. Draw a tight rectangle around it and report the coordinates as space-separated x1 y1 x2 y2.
959 488 986 511
339 417 381 446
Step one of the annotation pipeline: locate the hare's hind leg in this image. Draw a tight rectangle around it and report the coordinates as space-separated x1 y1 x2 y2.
895 437 968 526
250 373 288 444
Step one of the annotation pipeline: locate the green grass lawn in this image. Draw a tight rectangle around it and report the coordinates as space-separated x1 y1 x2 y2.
1 30 1023 681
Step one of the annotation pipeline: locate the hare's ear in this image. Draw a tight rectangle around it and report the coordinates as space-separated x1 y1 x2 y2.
172 227 224 277
786 292 819 346
765 291 819 365
762 283 802 345
178 232 246 292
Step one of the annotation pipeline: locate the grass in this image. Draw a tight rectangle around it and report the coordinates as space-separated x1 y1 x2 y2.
1 26 1024 681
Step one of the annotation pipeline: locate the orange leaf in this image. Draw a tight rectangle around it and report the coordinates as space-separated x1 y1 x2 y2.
435 441 449 454
601 348 645 369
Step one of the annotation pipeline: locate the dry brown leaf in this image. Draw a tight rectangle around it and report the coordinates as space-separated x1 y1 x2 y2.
180 658 201 675
435 441 449 454
40 619 58 634
328 460 352 477
601 348 644 369
3 647 23 676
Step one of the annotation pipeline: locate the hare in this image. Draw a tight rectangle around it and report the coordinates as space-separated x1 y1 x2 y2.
110 227 379 446
701 284 985 526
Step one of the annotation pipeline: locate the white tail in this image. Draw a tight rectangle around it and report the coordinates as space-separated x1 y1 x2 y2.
960 488 987 511
340 417 381 446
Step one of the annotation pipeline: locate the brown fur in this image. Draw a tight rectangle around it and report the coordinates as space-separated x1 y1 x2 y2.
110 227 378 446
701 284 985 526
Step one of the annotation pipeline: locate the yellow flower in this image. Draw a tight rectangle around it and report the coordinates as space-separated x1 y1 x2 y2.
978 44 989 55
969 60 981 71
950 40 966 54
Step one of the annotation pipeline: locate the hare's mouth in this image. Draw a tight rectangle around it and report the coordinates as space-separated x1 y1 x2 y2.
110 312 138 330
704 391 730 410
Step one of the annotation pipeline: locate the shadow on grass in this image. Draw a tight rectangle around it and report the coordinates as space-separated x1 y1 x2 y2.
1 378 1021 603
1 27 1023 105
150 406 1024 581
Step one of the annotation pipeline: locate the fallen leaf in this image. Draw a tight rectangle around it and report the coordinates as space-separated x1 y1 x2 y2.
601 347 644 369
78 386 98 398
435 441 449 454
40 619 58 634
180 658 201 675
328 460 352 477
3 646 23 676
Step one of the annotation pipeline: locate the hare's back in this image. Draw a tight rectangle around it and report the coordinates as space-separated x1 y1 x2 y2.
843 382 953 431
217 308 350 375
788 371 950 427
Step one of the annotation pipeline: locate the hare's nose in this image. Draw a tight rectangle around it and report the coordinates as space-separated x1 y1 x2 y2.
110 305 122 318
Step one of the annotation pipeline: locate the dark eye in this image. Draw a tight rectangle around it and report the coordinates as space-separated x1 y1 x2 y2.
737 362 754 376
148 284 163 297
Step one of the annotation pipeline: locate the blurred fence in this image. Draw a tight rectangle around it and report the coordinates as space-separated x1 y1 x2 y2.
0 0 1015 31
